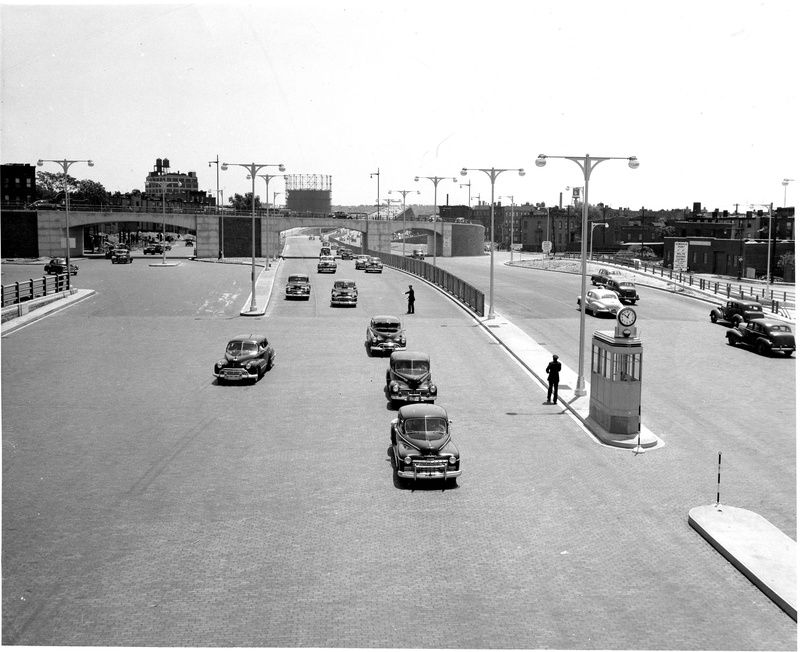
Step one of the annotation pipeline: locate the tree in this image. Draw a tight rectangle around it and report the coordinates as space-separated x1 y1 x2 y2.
228 192 261 210
36 171 79 199
76 179 110 206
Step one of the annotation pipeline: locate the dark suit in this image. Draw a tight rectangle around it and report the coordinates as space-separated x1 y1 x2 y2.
405 287 415 314
546 360 561 403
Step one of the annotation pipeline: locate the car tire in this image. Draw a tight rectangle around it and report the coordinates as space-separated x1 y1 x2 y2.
710 313 718 323
757 341 770 356
784 350 794 357
733 315 743 327
726 334 738 347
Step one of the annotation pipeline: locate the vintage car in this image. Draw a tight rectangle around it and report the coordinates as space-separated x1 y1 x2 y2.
366 315 407 356
386 351 437 406
590 267 625 288
354 255 370 270
110 248 133 264
317 256 337 273
143 243 165 255
213 334 275 383
364 256 384 273
331 279 358 307
607 279 639 305
319 246 332 257
710 299 765 326
410 249 425 260
390 404 461 485
725 318 795 356
577 288 623 317
44 257 78 275
285 274 311 300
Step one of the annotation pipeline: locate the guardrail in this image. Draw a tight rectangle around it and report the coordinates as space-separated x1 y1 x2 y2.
2 274 71 308
365 248 485 316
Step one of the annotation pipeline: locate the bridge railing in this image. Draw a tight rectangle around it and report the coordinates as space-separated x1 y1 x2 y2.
1 274 71 308
367 249 485 316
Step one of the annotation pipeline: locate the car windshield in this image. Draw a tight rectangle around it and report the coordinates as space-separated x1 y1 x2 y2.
744 304 762 311
394 359 429 373
335 281 355 289
598 292 619 300
373 321 400 332
404 417 448 440
618 282 635 288
288 276 308 283
227 341 258 355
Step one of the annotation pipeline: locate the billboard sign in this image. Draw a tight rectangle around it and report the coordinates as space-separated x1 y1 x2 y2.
673 241 689 271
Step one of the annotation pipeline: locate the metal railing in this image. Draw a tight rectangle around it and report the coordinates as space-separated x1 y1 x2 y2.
2 274 71 308
366 249 485 316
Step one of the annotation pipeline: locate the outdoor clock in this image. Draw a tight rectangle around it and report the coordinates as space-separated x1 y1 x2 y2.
617 307 637 327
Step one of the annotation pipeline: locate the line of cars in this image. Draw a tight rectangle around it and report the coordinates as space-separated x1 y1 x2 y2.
710 299 795 357
578 267 640 317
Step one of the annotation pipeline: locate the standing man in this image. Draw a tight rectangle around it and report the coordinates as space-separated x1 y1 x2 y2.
546 354 561 404
405 284 415 314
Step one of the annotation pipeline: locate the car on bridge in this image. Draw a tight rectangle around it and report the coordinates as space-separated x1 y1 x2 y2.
331 279 358 307
725 318 795 357
710 299 765 326
390 404 460 486
366 315 406 356
213 334 275 384
365 257 384 273
317 256 337 273
410 249 425 260
354 255 369 270
339 249 353 260
386 351 437 407
110 248 133 264
577 288 623 317
285 274 311 300
44 257 78 275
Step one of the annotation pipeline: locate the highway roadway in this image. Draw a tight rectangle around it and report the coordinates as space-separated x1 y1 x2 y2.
1 236 796 648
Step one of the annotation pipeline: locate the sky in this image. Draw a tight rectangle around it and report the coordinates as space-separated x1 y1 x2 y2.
2 0 798 213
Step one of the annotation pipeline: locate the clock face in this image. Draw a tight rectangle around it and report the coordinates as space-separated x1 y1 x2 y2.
618 307 637 326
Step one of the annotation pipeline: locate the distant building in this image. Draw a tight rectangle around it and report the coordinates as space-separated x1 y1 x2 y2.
144 158 201 201
1 163 36 207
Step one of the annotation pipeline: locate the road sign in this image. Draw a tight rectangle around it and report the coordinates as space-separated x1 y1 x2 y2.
542 241 552 253
674 241 688 271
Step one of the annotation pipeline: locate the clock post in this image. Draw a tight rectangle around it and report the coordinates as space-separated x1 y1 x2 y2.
589 307 643 437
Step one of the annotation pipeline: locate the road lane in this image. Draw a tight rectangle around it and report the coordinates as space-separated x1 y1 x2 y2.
1 240 795 648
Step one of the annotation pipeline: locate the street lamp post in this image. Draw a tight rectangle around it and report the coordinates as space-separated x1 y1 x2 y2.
501 195 515 263
222 161 285 313
273 191 281 208
782 178 795 208
389 189 419 257
415 175 457 267
258 172 284 269
460 167 526 319
535 153 639 397
37 158 94 287
209 155 223 257
370 169 380 221
589 221 609 262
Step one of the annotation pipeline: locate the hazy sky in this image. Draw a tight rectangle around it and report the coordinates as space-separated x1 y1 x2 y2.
2 1 797 212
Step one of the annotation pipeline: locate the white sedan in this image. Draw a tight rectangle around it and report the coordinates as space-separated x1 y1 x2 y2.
577 289 623 317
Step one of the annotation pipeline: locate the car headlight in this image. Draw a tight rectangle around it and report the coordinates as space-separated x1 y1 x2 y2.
244 361 253 369
391 383 400 393
404 456 412 465
448 455 456 465
216 359 226 368
429 384 437 394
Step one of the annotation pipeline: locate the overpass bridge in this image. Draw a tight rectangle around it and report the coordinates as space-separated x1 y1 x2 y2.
33 210 485 258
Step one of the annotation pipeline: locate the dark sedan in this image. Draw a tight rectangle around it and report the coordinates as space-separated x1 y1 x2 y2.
44 258 78 275
213 334 276 383
390 404 461 485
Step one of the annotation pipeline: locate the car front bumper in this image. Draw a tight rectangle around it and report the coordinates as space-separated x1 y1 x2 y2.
332 297 357 305
369 342 406 353
389 389 436 402
214 368 259 381
397 460 461 481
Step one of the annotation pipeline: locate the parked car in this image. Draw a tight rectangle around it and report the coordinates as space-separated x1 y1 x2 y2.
577 288 623 317
331 279 358 307
110 248 133 264
364 256 383 273
143 243 165 255
317 255 337 273
725 318 795 357
390 404 461 485
386 351 437 407
606 279 639 305
339 249 353 260
590 267 625 288
44 257 78 275
213 334 275 384
710 299 765 326
354 255 369 270
285 274 311 300
365 315 406 356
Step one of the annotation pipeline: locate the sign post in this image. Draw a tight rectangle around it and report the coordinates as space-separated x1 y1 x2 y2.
673 241 689 272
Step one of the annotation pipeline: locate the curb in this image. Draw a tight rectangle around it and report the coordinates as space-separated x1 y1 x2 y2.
1 289 96 336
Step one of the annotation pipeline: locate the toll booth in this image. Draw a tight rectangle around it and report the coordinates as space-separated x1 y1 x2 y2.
589 315 643 435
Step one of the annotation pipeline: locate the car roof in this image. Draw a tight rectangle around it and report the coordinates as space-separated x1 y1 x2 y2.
228 334 267 343
749 318 789 328
335 279 356 285
390 350 430 362
398 403 448 420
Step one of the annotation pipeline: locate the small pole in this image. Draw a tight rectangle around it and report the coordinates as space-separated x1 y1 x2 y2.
715 451 722 509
